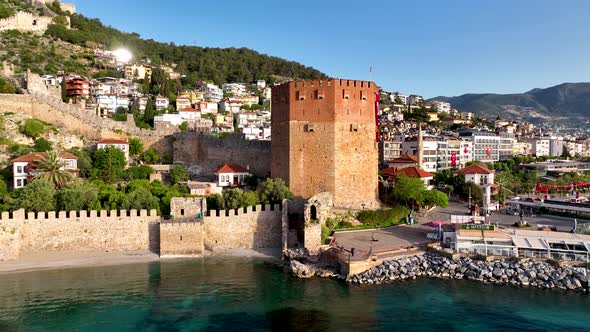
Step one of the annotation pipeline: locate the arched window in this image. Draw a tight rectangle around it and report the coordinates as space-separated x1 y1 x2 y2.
310 205 318 221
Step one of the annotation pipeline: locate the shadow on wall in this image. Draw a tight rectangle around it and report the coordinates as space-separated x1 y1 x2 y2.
287 197 307 247
149 222 160 255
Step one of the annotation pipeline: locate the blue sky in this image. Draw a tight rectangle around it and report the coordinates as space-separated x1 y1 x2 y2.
71 0 590 98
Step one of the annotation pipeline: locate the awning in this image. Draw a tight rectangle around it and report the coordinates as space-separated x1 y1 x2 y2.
512 236 549 250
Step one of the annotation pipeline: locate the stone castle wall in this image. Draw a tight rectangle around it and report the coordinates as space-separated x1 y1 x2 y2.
0 93 175 155
0 209 159 261
161 198 288 255
173 132 271 178
0 11 55 34
159 222 204 256
204 204 284 250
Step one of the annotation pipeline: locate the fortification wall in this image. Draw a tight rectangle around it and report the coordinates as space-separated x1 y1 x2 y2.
203 204 284 250
0 93 175 155
0 11 59 33
173 132 271 178
0 209 159 260
159 222 204 256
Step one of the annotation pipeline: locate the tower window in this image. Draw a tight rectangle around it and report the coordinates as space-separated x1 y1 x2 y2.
296 91 305 100
343 89 350 99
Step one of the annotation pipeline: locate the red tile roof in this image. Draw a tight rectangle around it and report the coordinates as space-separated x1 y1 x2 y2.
213 163 250 174
12 152 78 163
390 154 419 164
456 164 495 175
179 108 199 112
97 138 128 145
380 167 398 176
395 166 434 178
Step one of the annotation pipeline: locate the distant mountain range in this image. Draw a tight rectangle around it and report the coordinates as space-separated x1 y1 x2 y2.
430 83 590 126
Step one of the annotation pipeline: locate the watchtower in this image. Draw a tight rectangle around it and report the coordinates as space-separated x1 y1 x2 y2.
271 79 379 209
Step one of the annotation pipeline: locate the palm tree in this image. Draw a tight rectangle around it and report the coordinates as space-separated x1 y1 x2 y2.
34 150 73 189
494 172 514 208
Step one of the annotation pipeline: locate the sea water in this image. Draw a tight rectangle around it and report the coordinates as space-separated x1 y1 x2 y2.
0 257 589 331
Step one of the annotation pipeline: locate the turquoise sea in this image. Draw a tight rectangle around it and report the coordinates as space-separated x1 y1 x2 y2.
0 257 589 331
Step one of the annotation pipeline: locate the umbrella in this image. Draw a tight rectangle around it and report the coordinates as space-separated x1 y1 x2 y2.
424 220 447 228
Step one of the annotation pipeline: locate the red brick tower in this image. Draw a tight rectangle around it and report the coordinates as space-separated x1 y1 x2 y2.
271 79 379 209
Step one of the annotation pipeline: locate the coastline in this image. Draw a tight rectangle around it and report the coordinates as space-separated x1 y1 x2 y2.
0 248 282 274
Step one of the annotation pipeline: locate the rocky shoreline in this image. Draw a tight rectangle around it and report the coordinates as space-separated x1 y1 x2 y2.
288 250 590 292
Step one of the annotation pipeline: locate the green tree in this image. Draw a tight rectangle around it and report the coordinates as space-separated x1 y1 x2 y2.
391 176 426 210
169 164 189 185
240 191 259 207
495 172 515 204
128 137 144 156
141 148 160 164
223 188 244 210
33 150 74 189
33 138 52 152
178 121 188 131
206 193 225 211
122 165 155 181
422 190 449 209
56 183 101 211
92 146 127 182
126 188 159 211
258 178 293 204
144 98 155 125
15 180 56 212
67 147 92 178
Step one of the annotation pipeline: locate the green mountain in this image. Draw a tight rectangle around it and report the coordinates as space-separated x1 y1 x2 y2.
0 1 327 84
430 83 590 125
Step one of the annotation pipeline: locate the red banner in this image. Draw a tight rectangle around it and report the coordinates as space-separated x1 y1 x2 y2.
375 92 380 142
451 152 457 167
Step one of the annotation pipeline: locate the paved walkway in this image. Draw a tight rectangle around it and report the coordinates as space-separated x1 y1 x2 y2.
333 225 432 259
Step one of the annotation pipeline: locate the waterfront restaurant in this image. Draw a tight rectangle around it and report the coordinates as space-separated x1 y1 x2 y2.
509 229 590 262
447 224 590 262
446 224 516 257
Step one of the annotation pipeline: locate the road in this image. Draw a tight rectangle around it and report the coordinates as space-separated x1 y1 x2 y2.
419 201 579 231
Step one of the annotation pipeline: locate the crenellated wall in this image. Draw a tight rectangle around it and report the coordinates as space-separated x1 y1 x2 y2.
0 208 159 261
0 11 65 33
159 222 204 256
204 204 284 250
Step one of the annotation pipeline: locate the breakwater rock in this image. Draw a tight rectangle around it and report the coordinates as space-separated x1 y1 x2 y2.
348 253 589 292
285 248 343 279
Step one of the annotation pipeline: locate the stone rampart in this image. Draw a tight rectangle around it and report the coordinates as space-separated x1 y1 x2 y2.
0 208 159 261
173 132 271 178
159 222 204 256
204 204 284 250
0 93 175 154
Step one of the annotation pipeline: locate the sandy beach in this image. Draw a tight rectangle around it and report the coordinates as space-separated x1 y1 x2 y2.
0 250 160 274
0 248 282 274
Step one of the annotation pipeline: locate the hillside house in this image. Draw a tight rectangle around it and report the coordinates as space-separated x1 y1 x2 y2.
12 152 78 189
213 164 251 187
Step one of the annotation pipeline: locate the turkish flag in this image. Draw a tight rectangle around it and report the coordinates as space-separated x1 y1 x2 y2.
451 152 457 167
486 147 491 156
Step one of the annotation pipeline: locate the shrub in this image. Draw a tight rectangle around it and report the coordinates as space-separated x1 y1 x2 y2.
178 121 188 131
356 206 410 227
20 119 45 138
33 138 52 152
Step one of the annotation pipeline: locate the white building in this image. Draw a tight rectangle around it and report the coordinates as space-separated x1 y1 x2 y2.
456 163 497 211
432 100 451 113
176 98 191 110
222 83 248 97
219 99 243 113
389 92 409 105
97 138 129 162
155 96 169 110
197 101 218 115
528 138 550 157
96 95 130 113
401 136 439 173
12 152 78 189
213 164 251 187
241 126 271 140
202 83 223 102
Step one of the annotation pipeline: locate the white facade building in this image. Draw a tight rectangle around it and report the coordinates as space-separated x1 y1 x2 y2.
97 138 129 162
